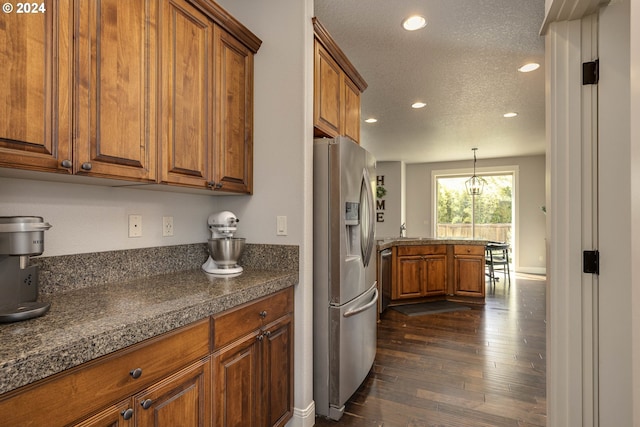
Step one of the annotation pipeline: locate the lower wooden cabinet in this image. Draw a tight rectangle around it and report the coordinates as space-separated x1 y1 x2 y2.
452 245 486 298
212 288 294 427
389 244 485 305
394 246 447 300
74 358 211 427
0 288 294 427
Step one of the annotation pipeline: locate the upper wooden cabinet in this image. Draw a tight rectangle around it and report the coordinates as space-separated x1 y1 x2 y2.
0 0 72 173
74 0 158 181
0 0 260 194
313 18 367 144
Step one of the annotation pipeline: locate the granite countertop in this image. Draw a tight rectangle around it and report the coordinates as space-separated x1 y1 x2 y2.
377 237 488 250
0 267 297 395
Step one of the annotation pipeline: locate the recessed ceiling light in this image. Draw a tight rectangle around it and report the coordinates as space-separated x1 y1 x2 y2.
411 102 426 109
503 112 518 118
518 63 540 72
402 15 427 31
365 118 378 123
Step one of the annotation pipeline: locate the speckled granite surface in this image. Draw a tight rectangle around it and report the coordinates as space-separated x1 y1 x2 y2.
0 244 298 395
377 238 487 250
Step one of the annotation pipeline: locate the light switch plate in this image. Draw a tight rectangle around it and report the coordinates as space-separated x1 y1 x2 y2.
276 216 287 236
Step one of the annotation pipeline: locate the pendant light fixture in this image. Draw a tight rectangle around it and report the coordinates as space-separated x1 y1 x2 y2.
465 148 487 196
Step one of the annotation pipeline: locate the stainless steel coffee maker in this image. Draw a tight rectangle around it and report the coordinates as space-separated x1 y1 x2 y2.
0 216 52 323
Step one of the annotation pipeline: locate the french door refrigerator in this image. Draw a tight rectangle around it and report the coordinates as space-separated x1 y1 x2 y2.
313 136 378 421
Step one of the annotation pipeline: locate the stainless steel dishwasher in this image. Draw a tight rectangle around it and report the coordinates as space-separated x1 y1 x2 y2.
379 248 392 313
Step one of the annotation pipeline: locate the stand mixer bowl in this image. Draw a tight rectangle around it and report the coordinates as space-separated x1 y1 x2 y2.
207 238 245 268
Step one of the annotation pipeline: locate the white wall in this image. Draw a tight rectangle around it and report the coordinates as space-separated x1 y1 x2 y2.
405 155 546 273
0 0 315 425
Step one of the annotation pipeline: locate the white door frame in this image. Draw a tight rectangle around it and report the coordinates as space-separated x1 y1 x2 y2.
544 0 636 425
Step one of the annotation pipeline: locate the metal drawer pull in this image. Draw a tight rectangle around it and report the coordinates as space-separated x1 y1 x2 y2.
129 368 142 379
141 399 153 410
344 289 379 318
259 310 267 319
81 162 92 171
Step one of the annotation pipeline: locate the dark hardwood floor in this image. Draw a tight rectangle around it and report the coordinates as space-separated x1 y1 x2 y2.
314 273 547 427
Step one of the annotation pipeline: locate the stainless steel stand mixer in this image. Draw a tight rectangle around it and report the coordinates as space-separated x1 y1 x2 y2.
0 216 52 323
202 211 245 276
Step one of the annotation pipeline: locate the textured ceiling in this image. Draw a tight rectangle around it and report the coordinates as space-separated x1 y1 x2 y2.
314 0 546 163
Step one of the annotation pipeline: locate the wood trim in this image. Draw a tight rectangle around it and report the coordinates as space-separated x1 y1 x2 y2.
188 0 262 53
312 17 367 92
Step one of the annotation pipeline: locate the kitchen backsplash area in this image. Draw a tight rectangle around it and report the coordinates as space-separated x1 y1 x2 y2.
35 243 299 295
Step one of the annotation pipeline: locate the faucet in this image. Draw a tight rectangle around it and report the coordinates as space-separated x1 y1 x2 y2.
399 223 406 237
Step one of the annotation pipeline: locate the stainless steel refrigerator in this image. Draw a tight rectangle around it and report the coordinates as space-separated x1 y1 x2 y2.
313 136 378 421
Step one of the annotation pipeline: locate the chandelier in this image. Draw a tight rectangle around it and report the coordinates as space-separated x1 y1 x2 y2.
465 148 487 196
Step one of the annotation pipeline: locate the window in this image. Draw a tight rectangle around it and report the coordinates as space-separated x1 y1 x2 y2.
435 173 514 245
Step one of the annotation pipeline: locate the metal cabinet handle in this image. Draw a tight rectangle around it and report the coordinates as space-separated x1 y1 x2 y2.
61 159 72 168
81 162 92 171
129 368 142 379
256 334 264 341
263 330 271 338
121 408 134 420
140 399 153 410
259 310 267 319
206 181 223 190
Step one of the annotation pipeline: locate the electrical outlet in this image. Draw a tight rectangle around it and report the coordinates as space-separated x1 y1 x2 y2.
163 216 174 237
129 215 142 238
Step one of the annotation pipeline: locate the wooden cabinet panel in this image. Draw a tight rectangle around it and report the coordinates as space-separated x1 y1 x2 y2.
424 255 447 295
135 358 211 427
159 0 213 188
74 0 157 181
212 330 260 427
453 253 485 297
342 78 361 144
73 400 133 427
314 41 341 137
395 256 424 299
212 288 294 427
0 0 72 172
261 315 293 427
214 26 253 193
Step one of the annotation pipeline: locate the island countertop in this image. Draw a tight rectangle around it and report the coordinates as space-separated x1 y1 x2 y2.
377 237 487 251
0 267 297 395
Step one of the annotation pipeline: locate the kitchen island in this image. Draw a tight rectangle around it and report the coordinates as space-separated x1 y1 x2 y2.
377 238 487 309
0 244 298 427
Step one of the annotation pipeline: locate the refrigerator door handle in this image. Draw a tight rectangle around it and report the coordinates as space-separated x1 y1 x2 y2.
360 167 375 267
343 288 379 318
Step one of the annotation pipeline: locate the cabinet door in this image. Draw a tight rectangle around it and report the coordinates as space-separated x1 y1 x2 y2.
313 41 341 138
0 0 72 173
394 256 425 299
72 400 133 427
135 358 211 427
453 255 485 297
159 0 213 188
424 255 447 296
342 77 361 144
213 26 254 193
75 0 157 181
212 332 260 427
261 315 294 427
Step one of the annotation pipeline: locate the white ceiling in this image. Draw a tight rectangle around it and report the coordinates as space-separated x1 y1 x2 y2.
314 0 547 164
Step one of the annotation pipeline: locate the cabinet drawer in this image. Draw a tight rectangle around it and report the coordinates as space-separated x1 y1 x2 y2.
397 245 446 256
0 319 210 427
213 288 294 349
453 245 485 256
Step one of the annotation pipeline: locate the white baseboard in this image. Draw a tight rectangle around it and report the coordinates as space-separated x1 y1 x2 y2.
286 401 315 427
516 266 547 275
